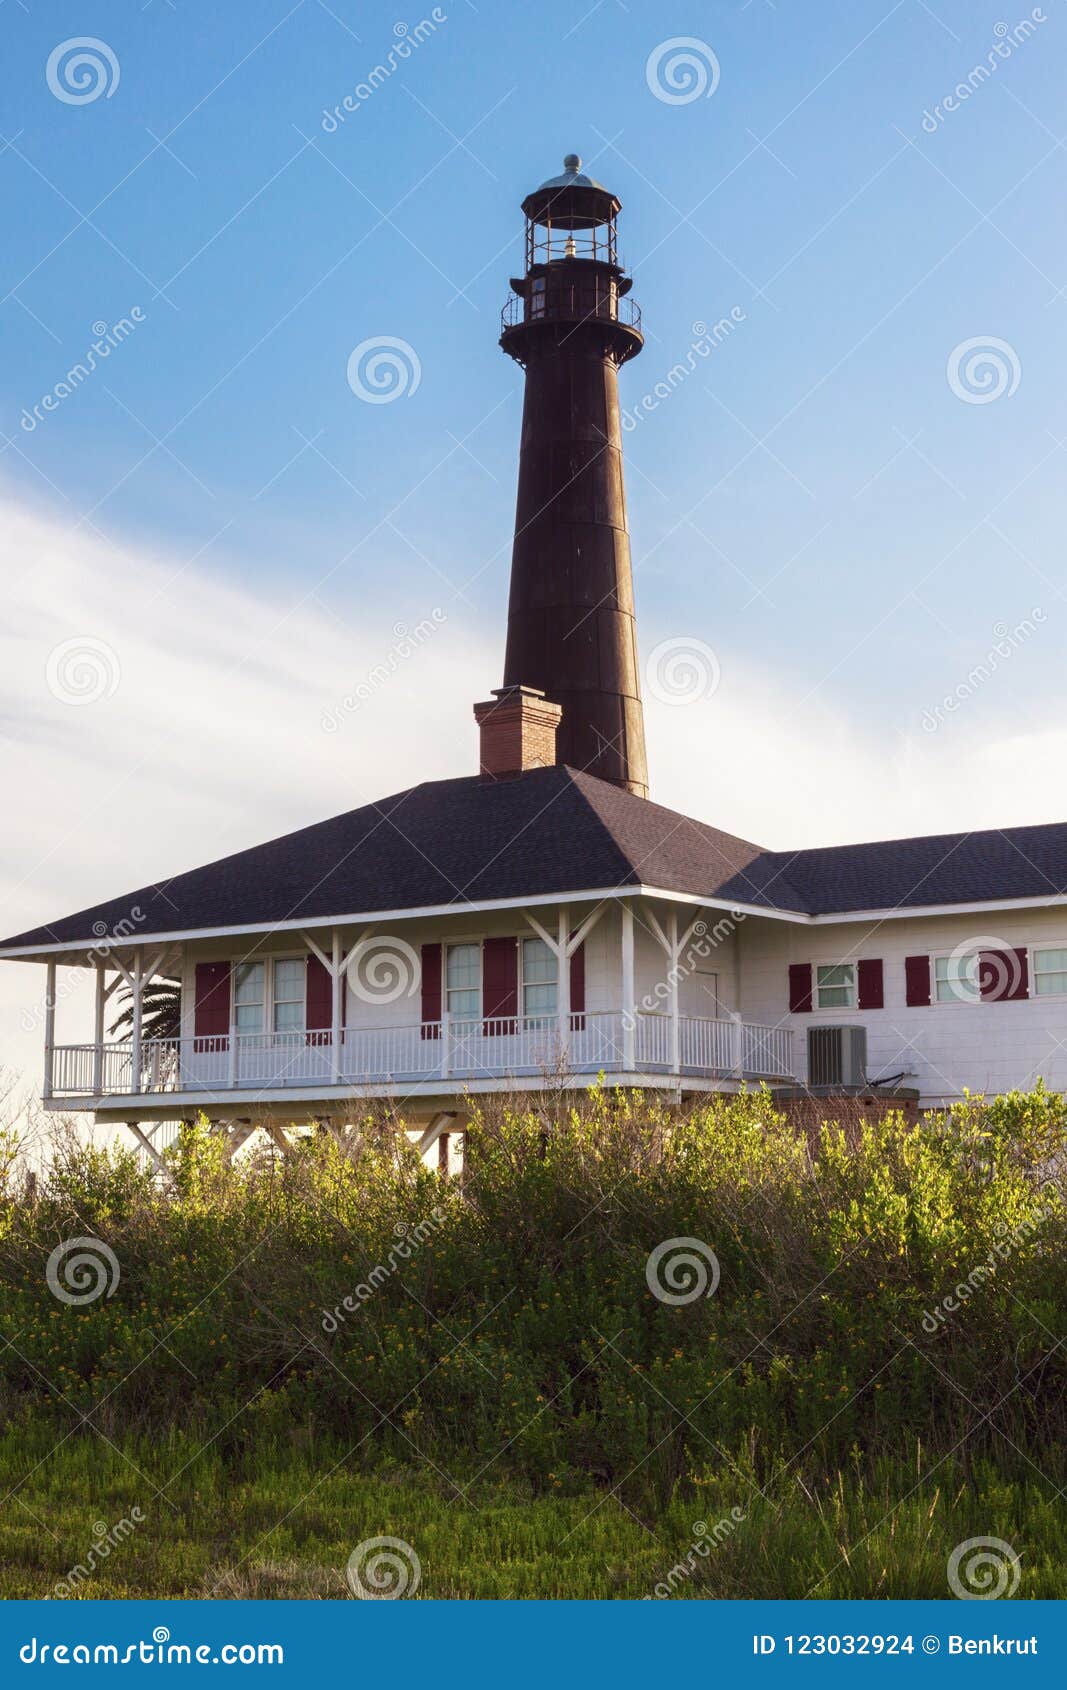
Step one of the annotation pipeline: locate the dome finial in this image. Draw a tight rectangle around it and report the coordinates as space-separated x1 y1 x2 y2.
563 152 581 173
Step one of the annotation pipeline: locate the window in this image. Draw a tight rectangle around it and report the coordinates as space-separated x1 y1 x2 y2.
446 944 481 1021
522 937 557 1019
233 962 264 1031
815 963 855 1009
1033 947 1067 995
934 954 979 1004
273 958 305 1032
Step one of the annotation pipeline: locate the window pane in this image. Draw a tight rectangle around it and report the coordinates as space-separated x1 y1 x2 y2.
935 955 978 1002
817 965 853 989
448 989 480 1021
274 1000 304 1032
234 963 263 1005
236 1003 262 1031
818 986 851 1008
274 959 304 1000
1035 948 1067 975
522 937 557 986
525 981 557 1016
447 945 480 991
1035 969 1067 996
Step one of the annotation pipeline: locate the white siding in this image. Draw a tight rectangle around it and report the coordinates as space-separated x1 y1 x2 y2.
738 908 1067 1101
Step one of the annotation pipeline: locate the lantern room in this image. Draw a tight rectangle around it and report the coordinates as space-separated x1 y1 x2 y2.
500 154 643 364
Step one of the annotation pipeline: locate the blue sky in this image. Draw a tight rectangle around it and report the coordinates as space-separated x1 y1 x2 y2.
4 0 1066 719
2 0 1067 1086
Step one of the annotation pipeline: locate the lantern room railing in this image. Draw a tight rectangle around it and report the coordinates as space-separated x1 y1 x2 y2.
501 288 641 336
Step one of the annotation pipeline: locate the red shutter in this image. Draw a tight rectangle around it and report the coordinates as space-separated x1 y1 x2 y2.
421 943 442 1039
788 963 812 1014
306 955 332 1046
857 959 884 1010
905 955 931 1007
194 962 230 1048
483 937 518 1032
979 947 1028 1002
570 940 586 1029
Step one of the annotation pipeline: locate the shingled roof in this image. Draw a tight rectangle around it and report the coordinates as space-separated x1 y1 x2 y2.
3 767 1066 953
0 767 773 952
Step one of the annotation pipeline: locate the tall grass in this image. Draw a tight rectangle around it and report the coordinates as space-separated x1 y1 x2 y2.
0 1085 1063 1596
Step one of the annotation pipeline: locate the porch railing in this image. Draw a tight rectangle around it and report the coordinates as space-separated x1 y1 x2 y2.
48 1012 794 1098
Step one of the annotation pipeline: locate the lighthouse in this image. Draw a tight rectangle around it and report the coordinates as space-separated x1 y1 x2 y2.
498 155 649 798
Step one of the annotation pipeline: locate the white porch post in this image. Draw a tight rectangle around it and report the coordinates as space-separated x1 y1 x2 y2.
331 929 342 1084
130 947 144 1095
668 909 680 1076
557 906 571 1063
43 958 56 1100
93 961 106 1094
621 899 635 1071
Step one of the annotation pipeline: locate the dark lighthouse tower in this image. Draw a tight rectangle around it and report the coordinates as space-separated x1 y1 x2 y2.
498 155 649 798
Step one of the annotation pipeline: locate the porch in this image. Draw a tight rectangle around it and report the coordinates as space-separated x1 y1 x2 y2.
48 1009 794 1102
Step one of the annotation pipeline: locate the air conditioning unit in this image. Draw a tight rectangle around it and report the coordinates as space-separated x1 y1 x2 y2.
807 1025 867 1088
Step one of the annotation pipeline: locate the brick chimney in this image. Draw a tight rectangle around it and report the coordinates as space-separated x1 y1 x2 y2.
473 685 562 780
